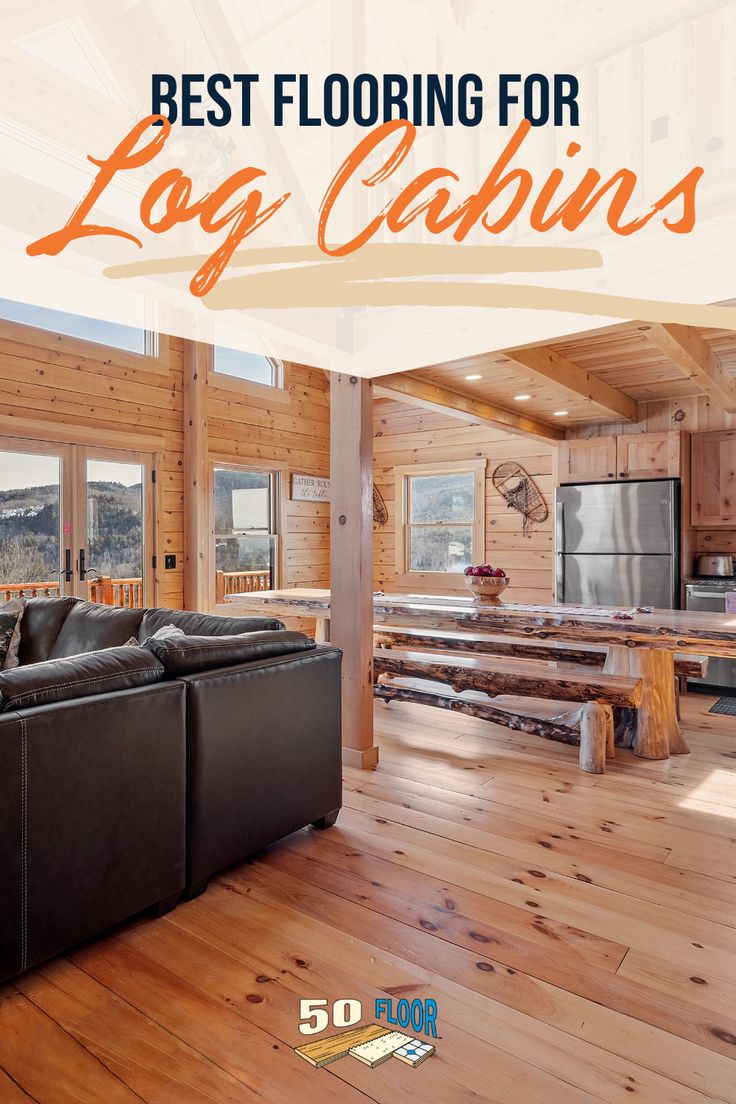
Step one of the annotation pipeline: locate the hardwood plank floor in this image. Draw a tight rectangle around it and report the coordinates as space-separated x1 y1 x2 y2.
1 692 735 1103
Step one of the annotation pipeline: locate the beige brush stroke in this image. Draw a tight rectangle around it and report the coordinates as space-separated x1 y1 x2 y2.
103 243 604 280
198 271 736 331
101 243 736 330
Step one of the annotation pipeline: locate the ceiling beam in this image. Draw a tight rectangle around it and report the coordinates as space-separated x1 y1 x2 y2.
374 374 564 443
644 324 736 414
501 345 639 423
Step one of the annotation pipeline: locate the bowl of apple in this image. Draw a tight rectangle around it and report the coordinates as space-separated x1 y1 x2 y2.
463 564 509 601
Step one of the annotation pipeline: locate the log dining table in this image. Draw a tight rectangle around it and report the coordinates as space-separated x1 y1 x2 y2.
224 588 736 760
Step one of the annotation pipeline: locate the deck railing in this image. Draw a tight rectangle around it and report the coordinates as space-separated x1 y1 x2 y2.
3 569 272 609
1 578 144 608
215 569 271 603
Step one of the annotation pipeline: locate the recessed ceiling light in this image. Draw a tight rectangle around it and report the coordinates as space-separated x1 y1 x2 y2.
465 373 482 381
553 410 569 417
514 394 531 401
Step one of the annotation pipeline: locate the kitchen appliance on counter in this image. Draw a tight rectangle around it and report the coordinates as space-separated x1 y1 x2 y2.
694 553 734 577
555 479 680 609
685 578 736 694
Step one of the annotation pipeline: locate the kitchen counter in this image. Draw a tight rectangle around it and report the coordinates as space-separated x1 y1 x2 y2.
684 577 736 589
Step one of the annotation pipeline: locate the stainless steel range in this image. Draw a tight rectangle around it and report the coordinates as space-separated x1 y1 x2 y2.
685 577 736 694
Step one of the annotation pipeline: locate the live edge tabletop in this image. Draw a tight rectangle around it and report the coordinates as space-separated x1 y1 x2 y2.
224 588 736 760
224 587 736 658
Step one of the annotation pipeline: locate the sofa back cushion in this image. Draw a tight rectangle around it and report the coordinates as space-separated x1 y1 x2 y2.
144 630 315 677
0 646 163 713
49 602 146 660
18 597 80 666
139 608 283 640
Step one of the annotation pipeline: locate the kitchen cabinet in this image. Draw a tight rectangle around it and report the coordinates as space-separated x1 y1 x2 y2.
559 432 680 485
691 430 736 527
558 436 617 483
616 432 680 481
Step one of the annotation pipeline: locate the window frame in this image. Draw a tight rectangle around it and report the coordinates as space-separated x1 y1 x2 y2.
209 457 283 609
394 458 486 583
0 303 169 375
208 342 291 404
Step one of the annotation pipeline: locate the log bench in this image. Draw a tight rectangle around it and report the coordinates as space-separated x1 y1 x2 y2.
373 648 643 774
373 627 709 680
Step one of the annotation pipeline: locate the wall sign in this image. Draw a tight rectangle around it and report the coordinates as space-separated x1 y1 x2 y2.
291 473 330 502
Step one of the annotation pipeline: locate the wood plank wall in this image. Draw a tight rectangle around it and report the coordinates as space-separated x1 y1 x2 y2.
0 326 330 612
207 362 330 593
565 396 736 552
373 399 556 603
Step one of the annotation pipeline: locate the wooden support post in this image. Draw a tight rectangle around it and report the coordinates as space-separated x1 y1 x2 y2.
604 645 689 758
579 703 609 774
330 374 378 769
183 340 211 612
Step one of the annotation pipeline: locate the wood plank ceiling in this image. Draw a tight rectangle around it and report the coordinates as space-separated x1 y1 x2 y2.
377 306 736 440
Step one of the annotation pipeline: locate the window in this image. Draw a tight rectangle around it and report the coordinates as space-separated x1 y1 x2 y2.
0 298 156 357
213 465 278 601
395 460 485 576
213 344 282 387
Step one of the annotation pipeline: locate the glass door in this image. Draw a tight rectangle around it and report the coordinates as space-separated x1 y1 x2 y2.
0 437 155 608
0 438 73 599
75 449 153 607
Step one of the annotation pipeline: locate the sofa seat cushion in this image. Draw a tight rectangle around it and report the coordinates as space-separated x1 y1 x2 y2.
139 608 284 641
0 646 164 713
49 602 146 660
17 596 80 666
144 630 315 677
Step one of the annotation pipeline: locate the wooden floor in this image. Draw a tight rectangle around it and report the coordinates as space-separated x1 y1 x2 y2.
2 693 736 1103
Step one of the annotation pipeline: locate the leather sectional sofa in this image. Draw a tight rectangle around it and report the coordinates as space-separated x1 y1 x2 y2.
0 597 342 983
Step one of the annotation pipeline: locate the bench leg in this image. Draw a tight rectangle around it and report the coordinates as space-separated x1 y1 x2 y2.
579 702 610 774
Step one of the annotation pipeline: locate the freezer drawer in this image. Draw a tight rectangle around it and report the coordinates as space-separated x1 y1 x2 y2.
558 553 678 609
556 480 678 555
685 587 736 692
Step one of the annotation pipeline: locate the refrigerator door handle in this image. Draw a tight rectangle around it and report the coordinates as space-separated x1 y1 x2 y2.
555 554 565 603
556 499 565 554
555 499 565 603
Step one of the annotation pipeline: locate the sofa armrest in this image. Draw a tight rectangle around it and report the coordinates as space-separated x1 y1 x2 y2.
181 646 342 888
0 681 186 982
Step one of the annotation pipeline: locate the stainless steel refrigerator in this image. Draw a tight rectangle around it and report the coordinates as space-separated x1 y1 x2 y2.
555 479 680 609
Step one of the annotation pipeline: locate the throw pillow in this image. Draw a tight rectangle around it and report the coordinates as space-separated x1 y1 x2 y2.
0 597 25 670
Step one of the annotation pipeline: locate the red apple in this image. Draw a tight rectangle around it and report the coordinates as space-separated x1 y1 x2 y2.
490 568 505 578
463 566 473 575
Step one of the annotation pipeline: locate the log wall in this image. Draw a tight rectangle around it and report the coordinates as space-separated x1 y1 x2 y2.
373 399 556 603
0 323 330 612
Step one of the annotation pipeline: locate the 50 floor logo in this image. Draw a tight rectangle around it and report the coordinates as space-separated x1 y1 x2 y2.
295 997 437 1070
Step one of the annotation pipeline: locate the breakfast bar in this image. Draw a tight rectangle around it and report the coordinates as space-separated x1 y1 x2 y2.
225 588 736 760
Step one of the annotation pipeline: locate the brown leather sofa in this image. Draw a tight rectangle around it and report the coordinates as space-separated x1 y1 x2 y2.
0 597 342 982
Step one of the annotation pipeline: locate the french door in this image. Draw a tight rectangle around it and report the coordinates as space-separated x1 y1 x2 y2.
0 436 154 607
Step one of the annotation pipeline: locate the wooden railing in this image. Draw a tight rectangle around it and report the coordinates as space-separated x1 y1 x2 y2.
2 577 144 608
88 577 144 608
215 569 271 603
3 569 271 609
2 581 61 601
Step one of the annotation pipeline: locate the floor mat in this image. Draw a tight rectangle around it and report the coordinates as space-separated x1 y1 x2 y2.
708 696 736 715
